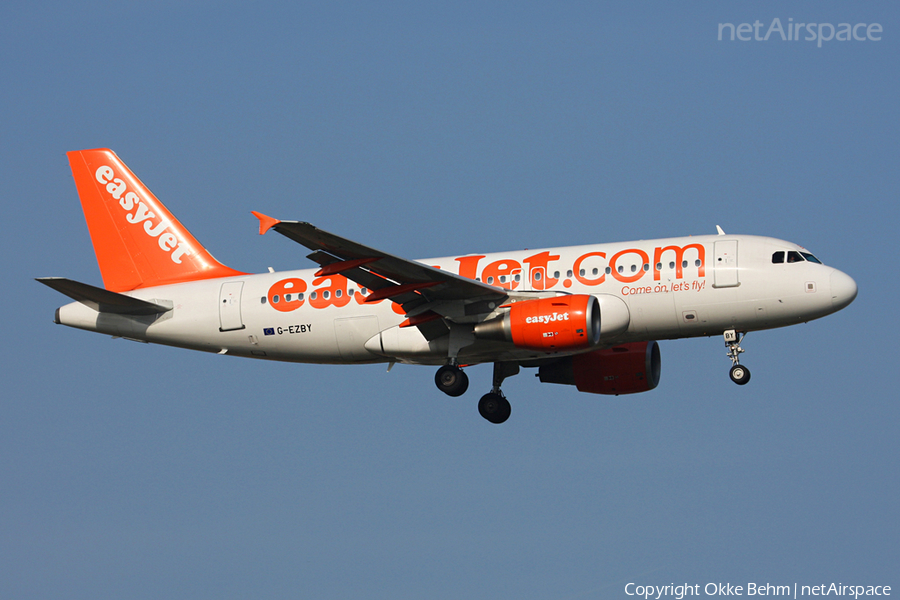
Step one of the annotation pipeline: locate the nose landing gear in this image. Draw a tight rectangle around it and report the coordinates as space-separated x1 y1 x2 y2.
725 329 751 385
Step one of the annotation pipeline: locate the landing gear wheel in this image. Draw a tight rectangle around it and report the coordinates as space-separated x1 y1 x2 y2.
435 365 469 397
729 364 751 385
478 393 511 424
724 330 750 386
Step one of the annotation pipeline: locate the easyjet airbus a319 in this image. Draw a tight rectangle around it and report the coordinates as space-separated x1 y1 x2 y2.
40 149 858 423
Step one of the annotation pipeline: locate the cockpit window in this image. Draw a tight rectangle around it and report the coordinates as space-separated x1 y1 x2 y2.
774 249 824 265
800 252 822 264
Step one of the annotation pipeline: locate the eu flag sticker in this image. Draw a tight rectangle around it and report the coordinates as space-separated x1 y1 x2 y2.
263 327 275 336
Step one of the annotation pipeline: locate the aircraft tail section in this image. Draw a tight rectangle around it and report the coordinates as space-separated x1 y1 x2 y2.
67 148 245 292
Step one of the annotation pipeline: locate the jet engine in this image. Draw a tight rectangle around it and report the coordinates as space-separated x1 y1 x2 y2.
474 295 601 351
537 341 661 395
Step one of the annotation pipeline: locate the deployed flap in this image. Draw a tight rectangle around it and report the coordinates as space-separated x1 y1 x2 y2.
251 212 507 306
36 277 172 315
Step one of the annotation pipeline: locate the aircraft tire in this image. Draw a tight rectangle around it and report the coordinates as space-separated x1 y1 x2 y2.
729 364 751 385
435 365 469 397
478 393 511 424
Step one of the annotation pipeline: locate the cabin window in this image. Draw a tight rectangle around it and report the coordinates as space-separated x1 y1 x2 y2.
310 291 317 300
260 296 267 304
566 270 573 278
605 267 611 275
534 272 542 281
617 265 624 274
272 295 280 303
323 291 330 299
487 276 494 284
772 251 785 264
630 265 637 273
285 294 292 301
669 261 675 269
643 264 650 272
335 289 342 298
499 275 506 283
682 260 688 268
298 293 304 301
592 268 598 276
515 274 521 282
695 259 702 267
553 271 560 279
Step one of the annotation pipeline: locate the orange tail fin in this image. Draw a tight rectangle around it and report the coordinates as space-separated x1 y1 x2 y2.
67 148 245 292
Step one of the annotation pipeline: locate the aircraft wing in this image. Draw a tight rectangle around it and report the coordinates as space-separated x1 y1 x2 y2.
252 212 508 315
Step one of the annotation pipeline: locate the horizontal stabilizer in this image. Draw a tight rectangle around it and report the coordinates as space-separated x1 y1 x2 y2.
36 277 172 315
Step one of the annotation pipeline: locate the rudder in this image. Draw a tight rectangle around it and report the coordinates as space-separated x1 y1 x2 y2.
68 148 245 292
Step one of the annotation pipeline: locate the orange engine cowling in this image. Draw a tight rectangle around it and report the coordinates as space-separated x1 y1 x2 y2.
473 295 601 351
537 341 661 395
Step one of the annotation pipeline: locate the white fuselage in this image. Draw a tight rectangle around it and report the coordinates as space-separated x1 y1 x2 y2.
55 234 856 365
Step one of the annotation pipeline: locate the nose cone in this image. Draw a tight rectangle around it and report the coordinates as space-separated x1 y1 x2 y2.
830 270 858 311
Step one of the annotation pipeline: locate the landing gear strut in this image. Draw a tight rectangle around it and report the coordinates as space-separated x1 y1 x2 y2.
435 363 469 397
724 329 751 385
478 362 518 424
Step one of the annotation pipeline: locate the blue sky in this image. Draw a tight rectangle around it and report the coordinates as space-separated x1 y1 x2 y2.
2 1 897 598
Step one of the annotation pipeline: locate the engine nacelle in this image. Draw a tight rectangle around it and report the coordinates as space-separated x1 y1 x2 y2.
474 295 600 351
538 341 661 395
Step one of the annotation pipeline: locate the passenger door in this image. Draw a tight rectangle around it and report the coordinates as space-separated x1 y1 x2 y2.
713 240 739 288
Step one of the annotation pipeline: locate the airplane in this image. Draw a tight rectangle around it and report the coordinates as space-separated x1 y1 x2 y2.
39 148 858 424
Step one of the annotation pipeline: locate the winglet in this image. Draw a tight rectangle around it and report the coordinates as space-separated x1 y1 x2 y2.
716 225 726 235
252 211 281 235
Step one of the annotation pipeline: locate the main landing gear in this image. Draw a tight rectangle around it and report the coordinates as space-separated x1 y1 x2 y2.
434 361 518 424
724 329 751 385
435 363 469 397
478 393 510 425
